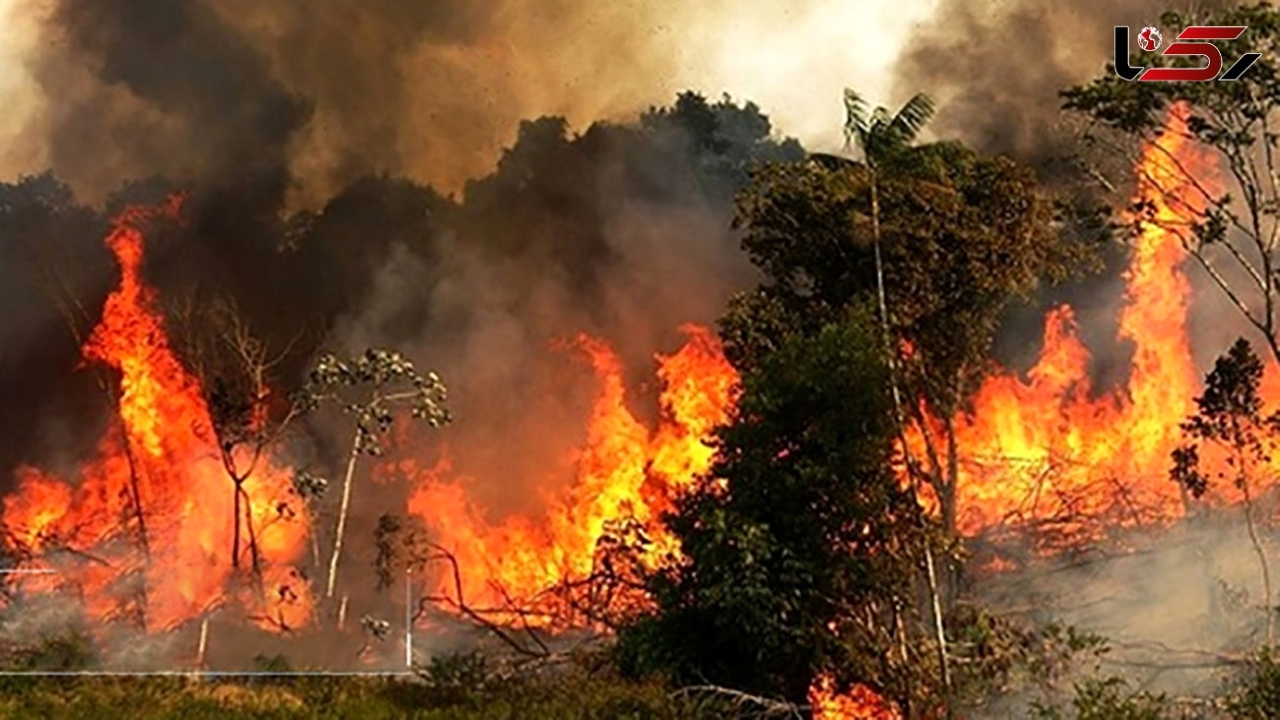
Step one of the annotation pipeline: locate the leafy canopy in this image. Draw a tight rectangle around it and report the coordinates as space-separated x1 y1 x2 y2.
618 310 926 706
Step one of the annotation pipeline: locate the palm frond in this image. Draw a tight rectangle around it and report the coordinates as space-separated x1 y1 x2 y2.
843 88 870 150
884 93 936 146
809 153 859 172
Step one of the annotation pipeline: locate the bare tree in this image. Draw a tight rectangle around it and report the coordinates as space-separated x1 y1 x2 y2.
1063 6 1280 368
168 294 303 582
295 348 450 605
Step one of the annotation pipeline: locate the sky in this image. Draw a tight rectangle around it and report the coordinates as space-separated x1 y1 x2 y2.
664 0 940 150
0 0 940 190
0 0 42 176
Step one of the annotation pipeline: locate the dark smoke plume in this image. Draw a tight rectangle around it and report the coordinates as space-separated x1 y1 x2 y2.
892 0 1233 386
0 0 804 666
891 0 1229 164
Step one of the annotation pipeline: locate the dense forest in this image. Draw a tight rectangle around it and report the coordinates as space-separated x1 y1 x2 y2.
9 2 1280 719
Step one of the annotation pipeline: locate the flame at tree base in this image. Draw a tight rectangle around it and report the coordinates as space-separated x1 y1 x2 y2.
403 324 739 627
1 199 311 634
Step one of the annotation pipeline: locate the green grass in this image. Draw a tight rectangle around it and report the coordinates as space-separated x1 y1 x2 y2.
0 673 728 719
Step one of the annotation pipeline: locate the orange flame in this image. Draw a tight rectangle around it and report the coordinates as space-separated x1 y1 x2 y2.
906 103 1266 547
2 200 310 633
810 675 901 720
406 323 738 624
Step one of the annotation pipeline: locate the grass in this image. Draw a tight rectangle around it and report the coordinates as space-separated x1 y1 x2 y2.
0 670 730 719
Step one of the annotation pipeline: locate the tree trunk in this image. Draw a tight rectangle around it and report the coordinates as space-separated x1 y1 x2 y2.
232 478 242 569
1240 465 1274 646
325 431 363 599
869 175 952 716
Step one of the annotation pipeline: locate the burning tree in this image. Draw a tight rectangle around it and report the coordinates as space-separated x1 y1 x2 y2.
1063 3 1280 368
619 312 934 710
727 90 1095 542
1172 338 1280 645
166 294 303 581
1 199 312 636
295 348 451 606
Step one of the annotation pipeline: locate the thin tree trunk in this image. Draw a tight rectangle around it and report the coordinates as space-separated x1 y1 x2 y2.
232 478 241 569
325 431 363 599
197 616 210 668
238 483 264 590
119 425 151 560
1240 464 1274 646
867 176 953 714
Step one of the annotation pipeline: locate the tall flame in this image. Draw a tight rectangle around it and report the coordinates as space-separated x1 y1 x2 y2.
0 102 1252 716
406 324 737 623
2 200 310 632
906 104 1265 547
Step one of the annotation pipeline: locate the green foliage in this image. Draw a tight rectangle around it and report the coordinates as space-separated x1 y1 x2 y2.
729 108 1095 534
619 310 932 706
841 89 937 166
0 671 727 719
639 91 806 195
1030 677 1170 720
1225 648 1280 719
1172 338 1280 499
945 610 1109 707
4 630 98 671
298 349 451 458
416 651 494 707
734 141 1086 410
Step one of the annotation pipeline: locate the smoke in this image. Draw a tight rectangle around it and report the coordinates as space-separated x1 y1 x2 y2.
3 0 943 204
976 514 1276 712
890 0 1230 163
0 0 806 668
893 2 1278 708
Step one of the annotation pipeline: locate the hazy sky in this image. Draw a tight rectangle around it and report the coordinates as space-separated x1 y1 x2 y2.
670 0 940 149
0 0 939 190
0 0 42 176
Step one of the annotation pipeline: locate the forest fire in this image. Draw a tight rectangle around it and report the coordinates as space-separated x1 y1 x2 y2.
0 99 1256 718
405 324 738 624
810 675 900 720
909 103 1269 548
0 199 311 633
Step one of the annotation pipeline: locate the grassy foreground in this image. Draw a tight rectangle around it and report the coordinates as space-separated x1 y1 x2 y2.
0 673 729 719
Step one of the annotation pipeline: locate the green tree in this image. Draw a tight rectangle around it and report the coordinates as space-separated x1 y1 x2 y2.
1030 677 1168 720
1171 338 1280 645
619 311 939 715
1062 3 1280 367
295 349 451 608
728 91 1092 539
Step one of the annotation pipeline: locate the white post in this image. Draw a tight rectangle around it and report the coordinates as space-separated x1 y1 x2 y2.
197 616 209 668
404 567 413 668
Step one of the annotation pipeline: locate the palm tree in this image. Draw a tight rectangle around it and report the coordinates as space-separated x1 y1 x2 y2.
812 89 936 362
812 90 954 711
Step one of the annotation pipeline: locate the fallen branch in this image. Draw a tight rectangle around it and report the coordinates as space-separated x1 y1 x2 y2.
671 685 806 719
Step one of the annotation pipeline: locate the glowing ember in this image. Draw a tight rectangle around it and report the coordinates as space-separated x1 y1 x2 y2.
810 675 900 720
406 323 738 624
1 199 310 633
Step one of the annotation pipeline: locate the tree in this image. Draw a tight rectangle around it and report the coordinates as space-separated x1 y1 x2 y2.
1062 3 1280 367
1171 338 1280 646
166 294 301 580
295 349 451 605
730 92 1093 542
822 90 969 695
618 311 941 715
